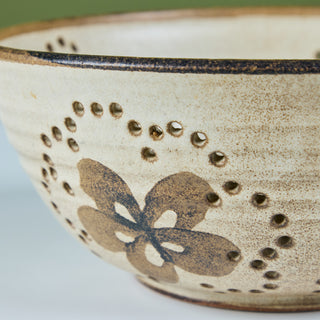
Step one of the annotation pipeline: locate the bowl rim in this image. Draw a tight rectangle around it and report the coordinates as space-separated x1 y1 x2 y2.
1 7 320 74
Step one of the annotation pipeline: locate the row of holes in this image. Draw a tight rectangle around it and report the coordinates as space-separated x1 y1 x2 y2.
43 149 89 245
72 101 123 118
74 101 205 147
42 153 75 195
128 121 183 139
129 121 211 149
49 188 89 243
42 167 57 182
64 216 90 243
141 148 228 166
199 281 320 294
42 176 74 196
200 283 279 292
250 237 294 268
72 101 189 143
41 116 94 257
42 130 79 152
73 102 221 153
68 102 230 164
46 37 78 53
41 115 79 153
129 121 210 149
148 276 276 294
65 219 91 244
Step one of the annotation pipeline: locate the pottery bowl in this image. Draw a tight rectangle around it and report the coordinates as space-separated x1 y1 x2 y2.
1 8 320 312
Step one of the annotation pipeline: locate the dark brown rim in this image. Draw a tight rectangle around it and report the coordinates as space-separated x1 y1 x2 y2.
1 7 320 74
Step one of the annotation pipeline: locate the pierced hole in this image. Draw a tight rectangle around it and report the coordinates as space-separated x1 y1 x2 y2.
109 102 123 118
67 138 79 152
317 280 320 285
206 192 221 206
261 247 277 260
228 289 241 293
91 250 101 258
161 242 184 253
65 117 77 132
72 101 85 116
41 181 50 193
200 283 214 289
41 168 49 182
271 214 288 228
91 103 103 117
41 134 52 147
314 290 320 293
65 218 74 228
71 43 78 52
49 167 58 180
115 232 135 243
263 283 278 290
276 236 294 248
52 127 62 141
191 132 208 148
141 147 157 162
223 181 241 195
264 271 281 280
43 153 54 166
250 290 263 294
63 182 74 196
167 121 183 137
149 125 164 140
227 251 241 262
46 43 53 52
78 235 86 243
250 260 266 270
51 201 60 213
209 151 227 167
128 120 142 136
81 230 88 237
252 193 269 208
57 37 65 46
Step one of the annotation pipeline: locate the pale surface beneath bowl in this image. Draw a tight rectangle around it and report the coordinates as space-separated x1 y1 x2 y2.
0 125 319 319
1 14 320 59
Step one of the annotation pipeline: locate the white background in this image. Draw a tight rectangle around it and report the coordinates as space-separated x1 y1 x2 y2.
0 122 319 320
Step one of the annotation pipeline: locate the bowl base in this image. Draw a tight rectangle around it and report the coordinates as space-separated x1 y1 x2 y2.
137 277 320 312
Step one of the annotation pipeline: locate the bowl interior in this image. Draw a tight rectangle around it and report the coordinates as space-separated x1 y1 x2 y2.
1 8 320 59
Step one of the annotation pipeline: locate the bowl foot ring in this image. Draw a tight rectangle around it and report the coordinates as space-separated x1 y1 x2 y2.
137 277 320 313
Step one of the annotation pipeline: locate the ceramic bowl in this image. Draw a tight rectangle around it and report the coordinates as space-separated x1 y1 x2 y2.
1 7 320 312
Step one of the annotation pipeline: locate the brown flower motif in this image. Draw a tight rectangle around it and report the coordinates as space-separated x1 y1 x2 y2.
78 159 241 283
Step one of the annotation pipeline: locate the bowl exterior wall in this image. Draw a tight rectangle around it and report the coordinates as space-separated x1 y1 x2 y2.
1 59 320 309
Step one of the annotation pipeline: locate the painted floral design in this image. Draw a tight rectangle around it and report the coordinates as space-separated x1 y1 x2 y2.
78 159 241 283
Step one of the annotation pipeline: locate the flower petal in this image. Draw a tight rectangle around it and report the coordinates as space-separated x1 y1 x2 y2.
143 172 216 229
126 235 179 283
154 228 241 277
78 206 143 252
78 159 141 223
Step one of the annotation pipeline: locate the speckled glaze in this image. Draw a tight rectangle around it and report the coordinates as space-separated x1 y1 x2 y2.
0 8 320 312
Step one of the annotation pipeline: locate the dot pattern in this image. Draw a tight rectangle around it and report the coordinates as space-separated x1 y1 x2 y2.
38 99 303 295
46 37 78 53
